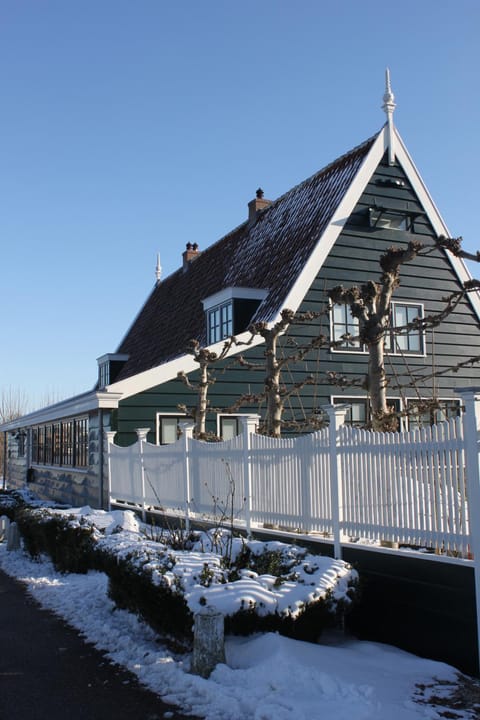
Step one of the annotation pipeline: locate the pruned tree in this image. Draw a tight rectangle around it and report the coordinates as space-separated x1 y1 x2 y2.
234 309 328 438
176 236 480 438
329 236 480 430
329 240 423 430
177 338 235 439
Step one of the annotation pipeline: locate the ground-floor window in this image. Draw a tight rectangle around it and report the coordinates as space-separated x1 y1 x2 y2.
31 416 89 468
332 396 460 430
217 415 243 440
156 414 185 445
406 399 461 429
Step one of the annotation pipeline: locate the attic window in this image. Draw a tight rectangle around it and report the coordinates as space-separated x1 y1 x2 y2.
97 353 129 388
369 206 414 231
202 287 268 346
208 302 233 344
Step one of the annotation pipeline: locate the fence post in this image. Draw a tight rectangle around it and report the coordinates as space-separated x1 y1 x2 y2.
179 422 195 534
240 414 260 538
105 431 117 512
323 404 349 559
457 387 480 673
135 428 151 523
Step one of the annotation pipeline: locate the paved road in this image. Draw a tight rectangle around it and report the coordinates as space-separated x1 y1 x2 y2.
0 569 198 720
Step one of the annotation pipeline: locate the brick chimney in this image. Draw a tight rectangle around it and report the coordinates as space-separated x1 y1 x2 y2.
248 188 271 224
182 242 200 271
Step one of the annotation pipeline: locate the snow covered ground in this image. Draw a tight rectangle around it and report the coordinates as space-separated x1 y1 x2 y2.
0 511 476 720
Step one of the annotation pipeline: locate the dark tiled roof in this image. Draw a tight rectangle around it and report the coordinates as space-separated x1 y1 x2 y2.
115 133 378 381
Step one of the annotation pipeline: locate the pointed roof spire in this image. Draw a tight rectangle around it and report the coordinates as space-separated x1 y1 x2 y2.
382 68 396 166
155 252 162 286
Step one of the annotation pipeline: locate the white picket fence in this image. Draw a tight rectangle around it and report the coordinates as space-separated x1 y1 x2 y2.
106 403 478 557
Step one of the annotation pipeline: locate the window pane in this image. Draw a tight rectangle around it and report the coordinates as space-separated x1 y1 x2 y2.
332 305 360 349
161 417 179 445
392 304 422 354
220 417 238 440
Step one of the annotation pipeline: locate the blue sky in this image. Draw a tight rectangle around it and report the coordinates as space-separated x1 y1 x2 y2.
1 0 479 409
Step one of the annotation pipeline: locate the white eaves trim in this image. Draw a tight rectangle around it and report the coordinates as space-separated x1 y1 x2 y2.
0 391 123 432
202 286 269 311
107 330 266 400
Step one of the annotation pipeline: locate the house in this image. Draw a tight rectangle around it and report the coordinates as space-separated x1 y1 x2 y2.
3 73 480 508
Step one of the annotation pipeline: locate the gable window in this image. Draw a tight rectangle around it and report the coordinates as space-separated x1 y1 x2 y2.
156 413 185 445
208 302 233 344
331 305 361 350
369 207 414 232
387 303 424 355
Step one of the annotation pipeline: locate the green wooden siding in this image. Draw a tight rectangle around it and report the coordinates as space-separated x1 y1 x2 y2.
116 154 480 444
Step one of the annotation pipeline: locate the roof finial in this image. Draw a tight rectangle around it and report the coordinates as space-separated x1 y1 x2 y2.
155 252 162 286
382 68 396 166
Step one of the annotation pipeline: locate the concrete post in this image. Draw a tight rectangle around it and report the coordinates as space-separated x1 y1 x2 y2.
0 515 10 542
6 521 20 551
191 606 226 678
323 404 349 559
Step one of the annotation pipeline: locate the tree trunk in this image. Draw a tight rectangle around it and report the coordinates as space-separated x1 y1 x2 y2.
368 338 389 431
264 337 283 438
195 359 209 439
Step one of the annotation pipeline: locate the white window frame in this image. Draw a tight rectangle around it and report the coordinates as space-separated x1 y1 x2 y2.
388 301 426 356
331 395 403 429
330 304 362 352
155 412 186 445
207 301 233 345
405 397 461 429
216 414 244 440
330 301 425 357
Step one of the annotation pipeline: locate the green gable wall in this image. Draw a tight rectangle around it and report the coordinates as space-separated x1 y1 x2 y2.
115 155 480 445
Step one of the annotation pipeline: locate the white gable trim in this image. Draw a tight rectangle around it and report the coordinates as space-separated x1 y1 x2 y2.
393 129 480 321
107 330 266 399
274 125 480 324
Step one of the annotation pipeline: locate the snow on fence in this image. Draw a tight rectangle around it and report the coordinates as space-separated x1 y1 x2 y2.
107 401 479 557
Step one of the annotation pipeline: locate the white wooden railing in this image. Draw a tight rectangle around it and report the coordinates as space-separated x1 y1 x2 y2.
106 392 480 559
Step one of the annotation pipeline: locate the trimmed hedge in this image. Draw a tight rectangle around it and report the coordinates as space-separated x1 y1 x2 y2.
9 499 358 648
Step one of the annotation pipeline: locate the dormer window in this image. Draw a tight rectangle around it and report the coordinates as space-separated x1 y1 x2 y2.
208 301 233 344
97 353 129 388
202 287 268 346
